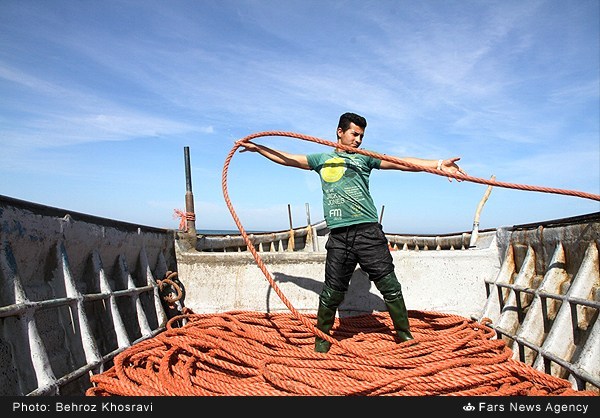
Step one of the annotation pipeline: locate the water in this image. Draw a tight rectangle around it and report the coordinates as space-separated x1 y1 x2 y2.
197 229 265 235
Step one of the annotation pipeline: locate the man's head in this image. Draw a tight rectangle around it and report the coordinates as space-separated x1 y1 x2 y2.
336 112 366 150
337 112 367 136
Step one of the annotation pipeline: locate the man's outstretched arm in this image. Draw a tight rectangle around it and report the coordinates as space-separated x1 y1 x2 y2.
238 141 310 170
380 156 467 181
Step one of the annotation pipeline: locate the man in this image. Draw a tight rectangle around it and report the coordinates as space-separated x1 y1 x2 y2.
238 112 466 353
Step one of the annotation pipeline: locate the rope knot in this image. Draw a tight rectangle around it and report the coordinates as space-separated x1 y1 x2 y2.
173 209 195 232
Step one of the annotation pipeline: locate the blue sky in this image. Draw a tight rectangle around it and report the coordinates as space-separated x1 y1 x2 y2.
1 0 599 234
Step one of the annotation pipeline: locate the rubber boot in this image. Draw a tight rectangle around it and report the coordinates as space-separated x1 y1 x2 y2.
374 272 414 342
314 284 346 353
385 295 414 342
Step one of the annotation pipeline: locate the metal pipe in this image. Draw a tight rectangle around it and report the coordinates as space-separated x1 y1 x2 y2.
183 146 196 235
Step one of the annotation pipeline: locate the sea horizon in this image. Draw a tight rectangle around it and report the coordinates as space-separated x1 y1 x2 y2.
197 229 267 235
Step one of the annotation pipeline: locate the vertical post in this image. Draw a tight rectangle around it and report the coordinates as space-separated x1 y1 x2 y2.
469 175 495 248
184 147 197 237
287 203 294 251
305 202 318 251
379 205 385 224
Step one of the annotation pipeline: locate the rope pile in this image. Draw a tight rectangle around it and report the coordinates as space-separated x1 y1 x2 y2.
86 310 596 396
86 131 598 396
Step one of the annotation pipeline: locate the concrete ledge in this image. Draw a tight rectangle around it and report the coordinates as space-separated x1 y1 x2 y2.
175 239 500 319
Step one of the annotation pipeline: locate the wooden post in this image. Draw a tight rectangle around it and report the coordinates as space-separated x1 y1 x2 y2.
469 175 495 248
305 202 318 252
287 204 295 251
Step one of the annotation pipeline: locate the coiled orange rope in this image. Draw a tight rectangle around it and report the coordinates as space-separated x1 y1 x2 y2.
87 311 596 396
86 131 599 396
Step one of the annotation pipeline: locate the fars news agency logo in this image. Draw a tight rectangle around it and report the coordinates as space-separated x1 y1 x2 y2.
463 403 476 412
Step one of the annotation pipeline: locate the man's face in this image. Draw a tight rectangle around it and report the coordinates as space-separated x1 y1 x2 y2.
337 122 364 151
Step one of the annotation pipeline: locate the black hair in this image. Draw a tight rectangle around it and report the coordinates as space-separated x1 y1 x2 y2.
338 112 367 133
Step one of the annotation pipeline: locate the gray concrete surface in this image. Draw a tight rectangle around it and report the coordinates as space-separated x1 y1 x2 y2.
176 238 500 319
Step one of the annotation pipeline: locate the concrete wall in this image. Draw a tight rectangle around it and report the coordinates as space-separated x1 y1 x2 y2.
175 235 500 319
0 195 177 395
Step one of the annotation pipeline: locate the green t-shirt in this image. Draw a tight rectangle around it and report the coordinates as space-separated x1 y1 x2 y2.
307 151 382 229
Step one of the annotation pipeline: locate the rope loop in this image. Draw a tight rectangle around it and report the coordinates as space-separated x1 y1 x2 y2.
223 131 600 355
83 132 599 397
158 276 183 304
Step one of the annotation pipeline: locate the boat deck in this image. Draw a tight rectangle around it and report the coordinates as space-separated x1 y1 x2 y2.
0 194 598 396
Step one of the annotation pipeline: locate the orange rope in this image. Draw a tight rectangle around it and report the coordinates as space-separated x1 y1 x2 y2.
173 209 195 232
232 131 600 201
220 131 600 355
86 311 596 396
86 131 599 396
